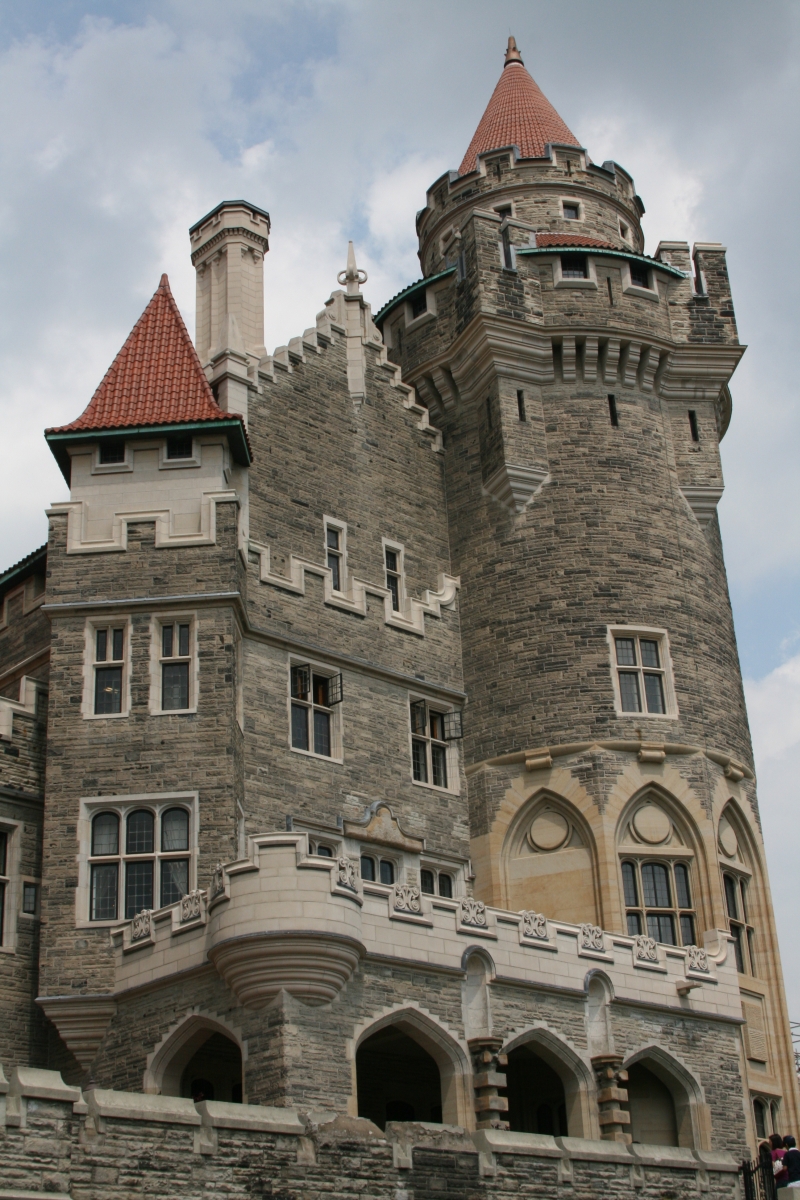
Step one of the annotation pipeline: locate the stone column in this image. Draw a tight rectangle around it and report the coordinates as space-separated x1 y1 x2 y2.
468 1036 509 1130
591 1054 631 1143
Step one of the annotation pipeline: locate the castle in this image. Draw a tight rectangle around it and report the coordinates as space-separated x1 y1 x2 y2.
0 37 796 1198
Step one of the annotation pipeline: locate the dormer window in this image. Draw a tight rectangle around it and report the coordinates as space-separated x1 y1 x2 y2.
99 441 125 465
167 435 193 460
629 262 651 289
562 203 579 220
560 254 587 279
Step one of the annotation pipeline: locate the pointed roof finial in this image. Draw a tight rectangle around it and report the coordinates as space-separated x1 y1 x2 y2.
504 35 524 67
337 241 368 295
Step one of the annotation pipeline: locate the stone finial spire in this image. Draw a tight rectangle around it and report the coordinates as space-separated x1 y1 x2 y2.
504 35 524 67
337 241 368 295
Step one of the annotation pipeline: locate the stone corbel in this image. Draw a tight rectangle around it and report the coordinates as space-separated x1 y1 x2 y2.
680 485 724 529
36 996 117 1073
637 742 666 764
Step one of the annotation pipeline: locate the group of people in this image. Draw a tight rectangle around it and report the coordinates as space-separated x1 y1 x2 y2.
761 1133 800 1189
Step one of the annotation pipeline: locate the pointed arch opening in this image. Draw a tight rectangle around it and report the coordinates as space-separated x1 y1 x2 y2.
623 1045 709 1150
503 1026 597 1139
501 790 601 926
144 1013 245 1102
353 1007 473 1130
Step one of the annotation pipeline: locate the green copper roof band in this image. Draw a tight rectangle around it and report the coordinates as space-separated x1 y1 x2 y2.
374 266 457 324
516 246 688 278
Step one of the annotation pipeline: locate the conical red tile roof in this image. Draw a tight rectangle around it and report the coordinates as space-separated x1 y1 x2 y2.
47 275 230 434
459 45 580 176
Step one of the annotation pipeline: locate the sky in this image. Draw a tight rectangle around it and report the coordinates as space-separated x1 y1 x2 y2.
0 0 798 1016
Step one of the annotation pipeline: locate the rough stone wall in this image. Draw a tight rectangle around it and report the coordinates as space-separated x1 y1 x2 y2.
0 788 46 1071
0 1089 742 1200
39 506 243 1000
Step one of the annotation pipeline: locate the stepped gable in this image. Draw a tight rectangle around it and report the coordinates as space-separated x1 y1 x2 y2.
458 37 580 176
47 274 233 435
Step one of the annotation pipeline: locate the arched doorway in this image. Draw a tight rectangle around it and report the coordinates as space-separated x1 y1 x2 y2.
626 1062 678 1146
506 1044 568 1136
357 1025 443 1129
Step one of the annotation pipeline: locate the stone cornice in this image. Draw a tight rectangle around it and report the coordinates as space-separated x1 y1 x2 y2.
465 739 754 781
190 225 270 265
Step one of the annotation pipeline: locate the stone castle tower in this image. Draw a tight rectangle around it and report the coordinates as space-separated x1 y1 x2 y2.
0 37 796 1198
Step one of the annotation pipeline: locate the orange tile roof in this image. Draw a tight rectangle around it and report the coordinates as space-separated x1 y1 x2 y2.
535 233 616 249
459 59 580 176
47 275 231 435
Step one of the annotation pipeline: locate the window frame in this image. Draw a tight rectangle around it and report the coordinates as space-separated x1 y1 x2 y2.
408 695 459 794
323 517 348 596
83 618 131 719
607 626 677 719
620 856 697 947
551 253 599 291
382 538 405 614
722 869 756 976
159 435 200 470
78 792 198 927
620 259 660 302
288 656 344 763
560 198 582 221
419 865 455 899
359 853 397 887
150 614 198 715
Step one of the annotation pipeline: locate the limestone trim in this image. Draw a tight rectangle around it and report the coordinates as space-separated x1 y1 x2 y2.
482 463 550 513
0 677 44 743
35 995 117 1072
502 1024 599 1141
680 485 725 529
349 1002 474 1130
48 490 239 555
143 1010 248 1098
622 1043 711 1151
249 539 459 638
209 931 365 1008
606 625 678 720
464 738 754 781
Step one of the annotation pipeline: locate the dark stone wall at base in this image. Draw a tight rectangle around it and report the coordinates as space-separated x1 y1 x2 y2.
0 1095 740 1200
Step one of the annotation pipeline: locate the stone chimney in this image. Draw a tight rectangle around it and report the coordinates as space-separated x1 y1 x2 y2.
189 200 270 422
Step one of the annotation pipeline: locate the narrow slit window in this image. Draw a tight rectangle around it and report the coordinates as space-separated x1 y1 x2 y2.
606 277 614 306
326 527 343 592
608 394 619 427
160 621 192 711
0 831 9 944
486 396 493 430
94 625 125 715
385 548 402 612
517 390 527 422
688 410 699 443
501 226 514 270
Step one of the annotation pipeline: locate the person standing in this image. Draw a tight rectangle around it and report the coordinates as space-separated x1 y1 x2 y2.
783 1136 800 1188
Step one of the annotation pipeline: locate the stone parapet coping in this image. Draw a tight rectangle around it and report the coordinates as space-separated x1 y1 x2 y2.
0 1068 740 1177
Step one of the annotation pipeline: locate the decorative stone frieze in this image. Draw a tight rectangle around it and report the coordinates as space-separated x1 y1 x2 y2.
633 935 659 964
393 883 422 914
580 924 605 953
519 910 548 941
181 889 204 923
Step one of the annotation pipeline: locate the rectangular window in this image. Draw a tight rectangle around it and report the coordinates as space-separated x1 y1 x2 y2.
93 625 125 715
421 868 453 897
160 621 192 711
22 883 37 915
563 202 579 220
629 262 650 289
166 435 193 460
410 699 453 790
385 546 403 612
410 291 427 319
91 862 118 921
610 629 674 717
326 526 343 592
125 860 153 920
561 254 587 279
290 663 342 759
621 858 696 948
99 441 125 465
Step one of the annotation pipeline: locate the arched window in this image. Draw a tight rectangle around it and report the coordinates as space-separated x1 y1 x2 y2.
88 804 192 921
356 1026 442 1129
753 1097 767 1139
723 872 755 974
90 812 119 920
621 859 695 945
